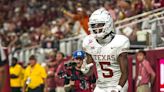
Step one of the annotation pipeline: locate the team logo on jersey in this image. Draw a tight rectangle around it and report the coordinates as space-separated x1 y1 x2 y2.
91 46 95 49
93 55 116 61
88 39 93 44
88 39 95 50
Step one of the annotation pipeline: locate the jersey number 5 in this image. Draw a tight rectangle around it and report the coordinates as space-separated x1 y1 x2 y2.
99 62 113 78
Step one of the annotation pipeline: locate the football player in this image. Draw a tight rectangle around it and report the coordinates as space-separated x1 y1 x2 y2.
82 8 130 92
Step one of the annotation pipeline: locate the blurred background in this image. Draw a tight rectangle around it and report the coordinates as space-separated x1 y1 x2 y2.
0 0 164 92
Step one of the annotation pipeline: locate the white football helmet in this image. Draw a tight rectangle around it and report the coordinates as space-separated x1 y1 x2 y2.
89 8 114 39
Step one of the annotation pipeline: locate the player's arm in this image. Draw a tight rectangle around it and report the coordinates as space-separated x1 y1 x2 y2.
86 53 94 64
115 36 130 91
81 53 94 76
82 36 95 75
117 52 128 88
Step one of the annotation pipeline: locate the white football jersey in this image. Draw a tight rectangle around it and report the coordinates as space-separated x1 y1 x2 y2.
82 34 130 88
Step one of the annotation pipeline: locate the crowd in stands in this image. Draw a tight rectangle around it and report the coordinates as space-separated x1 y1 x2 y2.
0 0 163 53
2 0 162 92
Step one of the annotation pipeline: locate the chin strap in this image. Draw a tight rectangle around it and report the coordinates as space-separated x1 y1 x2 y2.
103 31 115 39
97 32 115 45
91 31 115 45
92 33 106 39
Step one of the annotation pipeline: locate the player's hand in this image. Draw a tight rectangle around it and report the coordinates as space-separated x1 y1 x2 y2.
81 62 93 74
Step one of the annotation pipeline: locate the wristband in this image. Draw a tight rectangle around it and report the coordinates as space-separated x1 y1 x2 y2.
116 85 122 91
81 67 90 74
86 63 93 68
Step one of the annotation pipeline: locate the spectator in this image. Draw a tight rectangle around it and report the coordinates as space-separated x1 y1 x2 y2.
131 0 144 15
103 0 117 21
48 52 64 92
0 59 6 92
62 7 90 35
23 55 47 92
10 57 24 92
153 0 164 8
160 0 164 7
136 50 156 92
117 0 133 20
0 0 163 53
53 52 66 92
46 52 57 92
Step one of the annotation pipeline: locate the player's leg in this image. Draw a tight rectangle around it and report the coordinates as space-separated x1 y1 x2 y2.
94 86 105 92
